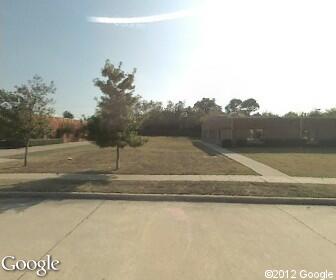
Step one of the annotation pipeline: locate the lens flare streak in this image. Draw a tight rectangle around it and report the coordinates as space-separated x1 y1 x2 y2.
87 10 194 25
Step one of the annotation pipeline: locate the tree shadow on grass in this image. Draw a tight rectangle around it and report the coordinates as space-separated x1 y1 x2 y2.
191 140 221 156
0 172 111 214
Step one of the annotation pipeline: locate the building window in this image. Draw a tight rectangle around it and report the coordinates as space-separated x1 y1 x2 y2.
302 129 310 140
249 129 264 140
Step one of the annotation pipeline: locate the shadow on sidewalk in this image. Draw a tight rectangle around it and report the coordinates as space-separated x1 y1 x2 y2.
0 198 46 214
0 172 111 214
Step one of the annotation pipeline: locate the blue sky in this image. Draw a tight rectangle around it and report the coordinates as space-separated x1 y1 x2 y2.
1 0 336 117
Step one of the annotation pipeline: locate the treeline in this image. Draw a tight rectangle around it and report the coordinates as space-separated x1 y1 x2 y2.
282 109 336 118
135 97 263 136
137 99 220 137
134 97 336 137
135 97 257 136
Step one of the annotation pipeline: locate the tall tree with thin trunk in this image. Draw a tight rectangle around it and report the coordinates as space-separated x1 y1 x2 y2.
89 60 145 170
2 76 55 166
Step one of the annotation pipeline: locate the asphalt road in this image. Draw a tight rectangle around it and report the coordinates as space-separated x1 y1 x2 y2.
0 199 335 280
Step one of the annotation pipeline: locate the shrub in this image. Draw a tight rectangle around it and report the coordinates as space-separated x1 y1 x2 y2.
29 138 63 146
0 139 25 149
0 138 63 149
236 139 248 146
318 140 336 147
263 139 306 147
222 139 232 147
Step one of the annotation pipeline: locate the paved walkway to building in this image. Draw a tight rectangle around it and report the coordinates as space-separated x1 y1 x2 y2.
1 173 336 185
201 142 290 177
0 141 90 159
0 199 335 280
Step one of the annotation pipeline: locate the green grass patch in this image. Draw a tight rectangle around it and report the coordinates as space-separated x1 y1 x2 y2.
233 146 336 178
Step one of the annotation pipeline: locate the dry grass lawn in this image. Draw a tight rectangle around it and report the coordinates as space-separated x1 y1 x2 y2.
1 179 336 198
233 146 336 177
0 137 254 175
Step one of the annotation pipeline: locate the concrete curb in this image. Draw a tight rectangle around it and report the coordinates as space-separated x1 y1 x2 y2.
0 191 336 206
2 173 336 184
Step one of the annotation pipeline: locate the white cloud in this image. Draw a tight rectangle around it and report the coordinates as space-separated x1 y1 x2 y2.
87 9 193 25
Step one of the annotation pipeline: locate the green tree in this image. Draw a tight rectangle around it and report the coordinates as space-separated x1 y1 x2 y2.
324 108 336 118
2 76 55 166
307 109 322 117
240 98 260 116
225 98 242 114
0 89 16 139
89 60 145 170
139 100 163 116
261 111 279 117
283 111 299 118
193 98 222 114
63 110 74 119
225 98 260 116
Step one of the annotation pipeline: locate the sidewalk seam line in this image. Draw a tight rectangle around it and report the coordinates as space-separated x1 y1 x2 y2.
16 200 105 280
275 205 336 247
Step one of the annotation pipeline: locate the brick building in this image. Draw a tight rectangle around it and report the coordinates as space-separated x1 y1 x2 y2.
202 115 336 146
49 117 86 142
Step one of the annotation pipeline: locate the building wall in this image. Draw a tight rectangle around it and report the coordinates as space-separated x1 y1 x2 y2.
202 115 230 145
202 116 336 145
233 118 301 140
48 117 86 142
302 118 336 141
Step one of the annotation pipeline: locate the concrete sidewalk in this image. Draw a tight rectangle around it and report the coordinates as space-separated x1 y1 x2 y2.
202 141 290 177
0 199 335 280
1 173 336 185
0 141 90 158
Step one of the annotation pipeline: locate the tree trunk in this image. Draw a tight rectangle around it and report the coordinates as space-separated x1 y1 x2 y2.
24 139 30 167
116 145 120 170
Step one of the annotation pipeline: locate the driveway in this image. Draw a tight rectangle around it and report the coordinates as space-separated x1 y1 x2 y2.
0 199 335 280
